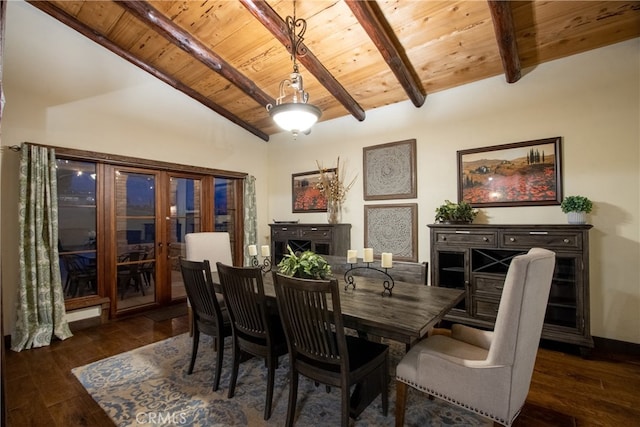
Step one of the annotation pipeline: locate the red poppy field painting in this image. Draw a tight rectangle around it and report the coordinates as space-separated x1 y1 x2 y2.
457 137 562 207
291 169 335 212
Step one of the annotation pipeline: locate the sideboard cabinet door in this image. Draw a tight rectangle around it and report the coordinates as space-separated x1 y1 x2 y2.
428 224 593 351
269 223 351 265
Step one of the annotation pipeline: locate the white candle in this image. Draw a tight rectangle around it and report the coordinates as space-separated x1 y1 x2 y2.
363 248 374 263
347 249 358 264
261 245 270 257
381 252 393 268
248 245 258 256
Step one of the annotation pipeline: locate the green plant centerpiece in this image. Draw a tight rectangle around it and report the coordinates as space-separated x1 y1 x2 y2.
560 195 593 214
277 246 332 279
434 200 479 224
560 195 593 225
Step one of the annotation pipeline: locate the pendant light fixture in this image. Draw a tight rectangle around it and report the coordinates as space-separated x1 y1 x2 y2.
266 0 321 136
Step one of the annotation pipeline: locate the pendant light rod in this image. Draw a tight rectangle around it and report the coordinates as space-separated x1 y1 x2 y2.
265 0 321 136
240 0 366 122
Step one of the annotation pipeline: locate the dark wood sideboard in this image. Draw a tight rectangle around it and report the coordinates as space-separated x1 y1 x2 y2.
428 223 593 352
269 223 351 264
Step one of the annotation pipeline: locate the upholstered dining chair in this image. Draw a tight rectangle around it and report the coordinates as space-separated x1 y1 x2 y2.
272 272 389 427
395 248 556 427
179 258 232 391
216 263 288 420
185 232 233 334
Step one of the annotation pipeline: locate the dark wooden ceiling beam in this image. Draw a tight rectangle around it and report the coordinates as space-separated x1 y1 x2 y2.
117 0 274 108
487 0 522 83
345 0 426 108
26 1 269 141
240 0 366 122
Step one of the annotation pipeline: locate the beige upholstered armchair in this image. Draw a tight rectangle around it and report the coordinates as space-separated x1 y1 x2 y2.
184 232 233 333
395 248 556 427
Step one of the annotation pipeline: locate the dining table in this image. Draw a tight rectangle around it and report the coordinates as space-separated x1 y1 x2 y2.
212 270 464 417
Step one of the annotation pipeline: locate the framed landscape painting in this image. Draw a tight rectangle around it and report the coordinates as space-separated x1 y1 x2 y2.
292 169 335 213
457 137 562 207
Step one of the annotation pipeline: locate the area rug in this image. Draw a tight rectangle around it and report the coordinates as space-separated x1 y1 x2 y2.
72 333 491 426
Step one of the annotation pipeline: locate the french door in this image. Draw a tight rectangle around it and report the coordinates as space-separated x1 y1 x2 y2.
167 174 206 302
56 149 245 319
107 166 164 314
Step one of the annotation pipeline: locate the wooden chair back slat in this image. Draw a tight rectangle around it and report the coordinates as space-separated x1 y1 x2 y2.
180 259 224 328
273 273 346 368
217 264 269 341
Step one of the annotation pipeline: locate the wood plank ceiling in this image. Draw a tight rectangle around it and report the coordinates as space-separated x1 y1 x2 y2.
27 1 640 141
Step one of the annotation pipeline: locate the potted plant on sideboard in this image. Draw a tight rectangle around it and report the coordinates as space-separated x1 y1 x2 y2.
434 200 479 224
561 195 593 224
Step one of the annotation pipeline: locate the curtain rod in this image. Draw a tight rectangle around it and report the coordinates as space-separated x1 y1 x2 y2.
6 142 50 151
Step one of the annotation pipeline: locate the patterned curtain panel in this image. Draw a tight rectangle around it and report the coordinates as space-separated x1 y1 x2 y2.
11 143 72 351
243 175 257 266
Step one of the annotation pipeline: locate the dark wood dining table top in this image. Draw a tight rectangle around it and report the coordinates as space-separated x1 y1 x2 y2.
213 271 464 347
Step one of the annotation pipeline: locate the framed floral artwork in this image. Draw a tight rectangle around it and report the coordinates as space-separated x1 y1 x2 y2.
292 169 336 212
457 137 563 207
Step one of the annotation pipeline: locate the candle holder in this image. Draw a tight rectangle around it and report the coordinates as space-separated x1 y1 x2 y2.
344 262 395 296
251 255 272 274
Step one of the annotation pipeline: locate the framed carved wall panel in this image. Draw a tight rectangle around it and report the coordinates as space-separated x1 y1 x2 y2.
363 139 417 200
364 203 418 262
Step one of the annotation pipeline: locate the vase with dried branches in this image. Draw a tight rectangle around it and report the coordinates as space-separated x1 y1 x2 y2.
316 157 357 224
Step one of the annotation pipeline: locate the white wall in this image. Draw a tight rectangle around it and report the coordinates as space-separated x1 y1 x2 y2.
267 39 640 344
0 1 269 334
2 2 639 344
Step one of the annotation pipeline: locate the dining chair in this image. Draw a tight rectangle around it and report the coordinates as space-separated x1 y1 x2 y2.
185 232 233 334
216 263 288 420
179 257 232 391
395 248 556 427
272 272 389 427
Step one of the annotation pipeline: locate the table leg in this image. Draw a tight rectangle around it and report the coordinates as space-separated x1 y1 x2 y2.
349 330 387 418
349 371 384 418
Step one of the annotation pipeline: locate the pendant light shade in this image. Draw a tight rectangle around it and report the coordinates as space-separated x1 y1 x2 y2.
267 1 321 136
269 102 321 135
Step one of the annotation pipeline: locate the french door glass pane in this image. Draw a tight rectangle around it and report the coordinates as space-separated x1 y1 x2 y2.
57 159 97 299
214 178 237 252
169 177 202 300
116 171 156 310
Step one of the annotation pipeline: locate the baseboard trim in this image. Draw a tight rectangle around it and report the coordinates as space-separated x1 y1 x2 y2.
594 336 640 357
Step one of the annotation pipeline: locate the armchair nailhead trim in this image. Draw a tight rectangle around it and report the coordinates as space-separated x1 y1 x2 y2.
396 376 518 426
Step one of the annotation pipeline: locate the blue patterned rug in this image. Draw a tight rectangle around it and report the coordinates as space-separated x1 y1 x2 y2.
72 333 491 426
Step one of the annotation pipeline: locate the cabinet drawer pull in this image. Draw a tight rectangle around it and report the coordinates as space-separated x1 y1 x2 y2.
282 227 288 231
483 237 488 242
529 231 548 235
441 236 447 241
311 227 318 231
494 285 504 291
563 238 570 243
455 231 471 234
510 237 516 242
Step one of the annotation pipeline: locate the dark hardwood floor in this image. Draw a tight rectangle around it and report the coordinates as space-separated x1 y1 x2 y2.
4 307 640 426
